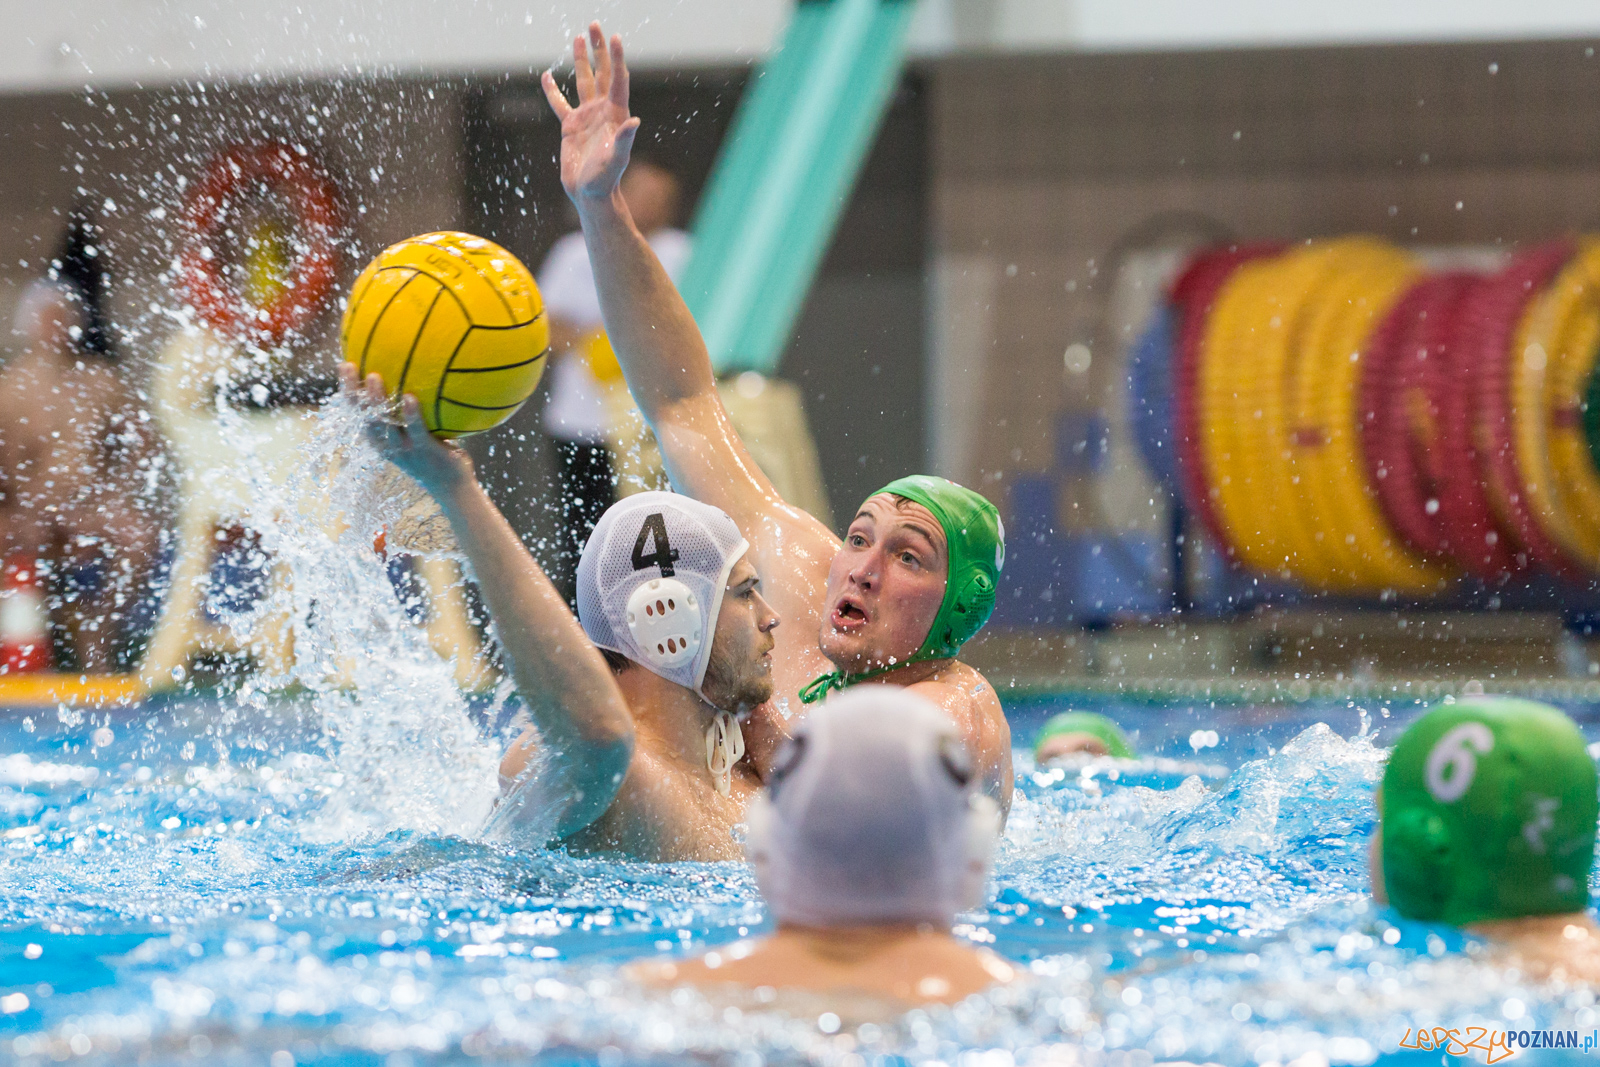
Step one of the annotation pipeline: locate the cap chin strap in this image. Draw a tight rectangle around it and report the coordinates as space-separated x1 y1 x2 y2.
706 709 745 796
798 651 947 705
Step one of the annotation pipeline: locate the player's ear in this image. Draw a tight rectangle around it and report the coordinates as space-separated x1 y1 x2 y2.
958 795 1001 910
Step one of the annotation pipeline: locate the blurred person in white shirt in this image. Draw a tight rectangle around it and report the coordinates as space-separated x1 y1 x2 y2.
538 158 689 599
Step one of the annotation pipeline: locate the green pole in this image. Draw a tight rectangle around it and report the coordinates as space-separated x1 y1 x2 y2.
676 4 830 326
682 0 917 375
731 0 916 370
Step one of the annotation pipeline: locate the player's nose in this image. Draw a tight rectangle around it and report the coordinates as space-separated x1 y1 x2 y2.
848 556 877 588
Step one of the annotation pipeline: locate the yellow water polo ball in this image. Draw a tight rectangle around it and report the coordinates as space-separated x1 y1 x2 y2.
340 231 550 438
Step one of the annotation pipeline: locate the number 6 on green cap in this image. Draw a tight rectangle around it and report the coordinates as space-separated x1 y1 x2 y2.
1380 697 1597 926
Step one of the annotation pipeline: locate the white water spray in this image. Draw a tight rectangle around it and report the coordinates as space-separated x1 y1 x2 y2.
158 348 504 842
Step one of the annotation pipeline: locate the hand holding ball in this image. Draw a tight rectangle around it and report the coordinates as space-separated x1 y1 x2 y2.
340 232 549 438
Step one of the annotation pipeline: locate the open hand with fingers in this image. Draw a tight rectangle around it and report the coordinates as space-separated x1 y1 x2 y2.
338 361 473 501
542 21 640 203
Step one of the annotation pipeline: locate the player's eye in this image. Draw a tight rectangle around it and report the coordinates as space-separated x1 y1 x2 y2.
848 533 868 547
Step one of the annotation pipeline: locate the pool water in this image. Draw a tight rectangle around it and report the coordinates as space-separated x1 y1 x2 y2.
0 688 1595 1067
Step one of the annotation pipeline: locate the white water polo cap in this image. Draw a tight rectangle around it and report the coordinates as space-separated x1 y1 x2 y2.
744 687 1001 929
576 491 750 697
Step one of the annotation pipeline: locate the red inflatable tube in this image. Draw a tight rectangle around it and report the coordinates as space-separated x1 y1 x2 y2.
177 142 342 346
1359 273 1475 560
1169 244 1282 556
1435 242 1572 581
1468 241 1590 582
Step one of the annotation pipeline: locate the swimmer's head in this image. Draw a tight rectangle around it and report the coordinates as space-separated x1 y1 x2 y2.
18 212 114 362
745 686 1000 928
577 491 778 712
1034 712 1136 763
1377 696 1597 927
13 279 87 356
821 476 1003 675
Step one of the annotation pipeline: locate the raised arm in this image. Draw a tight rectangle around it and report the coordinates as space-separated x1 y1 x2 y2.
539 25 829 544
340 365 634 841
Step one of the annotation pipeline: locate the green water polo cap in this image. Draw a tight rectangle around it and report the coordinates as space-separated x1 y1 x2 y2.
1035 712 1136 760
873 475 1004 660
1380 696 1597 927
799 475 1003 704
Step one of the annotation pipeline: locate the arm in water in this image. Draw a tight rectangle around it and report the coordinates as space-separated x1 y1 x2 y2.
539 24 838 719
340 365 635 841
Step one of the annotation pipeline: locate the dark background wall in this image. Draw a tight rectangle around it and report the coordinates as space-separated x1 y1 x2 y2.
0 79 466 369
460 70 748 564
0 66 930 591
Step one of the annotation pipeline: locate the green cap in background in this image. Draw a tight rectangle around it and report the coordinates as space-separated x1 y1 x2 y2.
1380 696 1597 927
1034 711 1137 760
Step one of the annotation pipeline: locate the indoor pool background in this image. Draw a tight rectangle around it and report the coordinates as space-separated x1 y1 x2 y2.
0 407 1594 1067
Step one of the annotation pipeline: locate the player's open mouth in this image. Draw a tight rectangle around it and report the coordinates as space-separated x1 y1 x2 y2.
830 597 869 631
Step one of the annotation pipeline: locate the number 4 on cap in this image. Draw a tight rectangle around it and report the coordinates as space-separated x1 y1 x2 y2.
632 513 680 577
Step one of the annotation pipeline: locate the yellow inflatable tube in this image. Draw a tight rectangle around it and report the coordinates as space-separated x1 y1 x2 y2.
1293 245 1447 593
1236 242 1368 589
1198 257 1275 571
1514 241 1600 571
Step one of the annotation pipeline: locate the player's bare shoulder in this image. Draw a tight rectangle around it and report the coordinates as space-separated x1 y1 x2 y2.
914 661 1004 729
907 663 1012 813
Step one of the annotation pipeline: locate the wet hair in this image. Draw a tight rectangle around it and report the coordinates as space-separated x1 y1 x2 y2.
600 647 633 674
48 207 115 360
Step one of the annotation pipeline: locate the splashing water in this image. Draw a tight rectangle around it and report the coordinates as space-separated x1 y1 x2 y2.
13 30 1600 1063
157 387 506 844
277 399 506 841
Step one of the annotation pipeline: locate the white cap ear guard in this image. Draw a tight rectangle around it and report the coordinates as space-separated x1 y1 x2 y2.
576 491 749 698
625 577 702 669
743 687 1001 929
